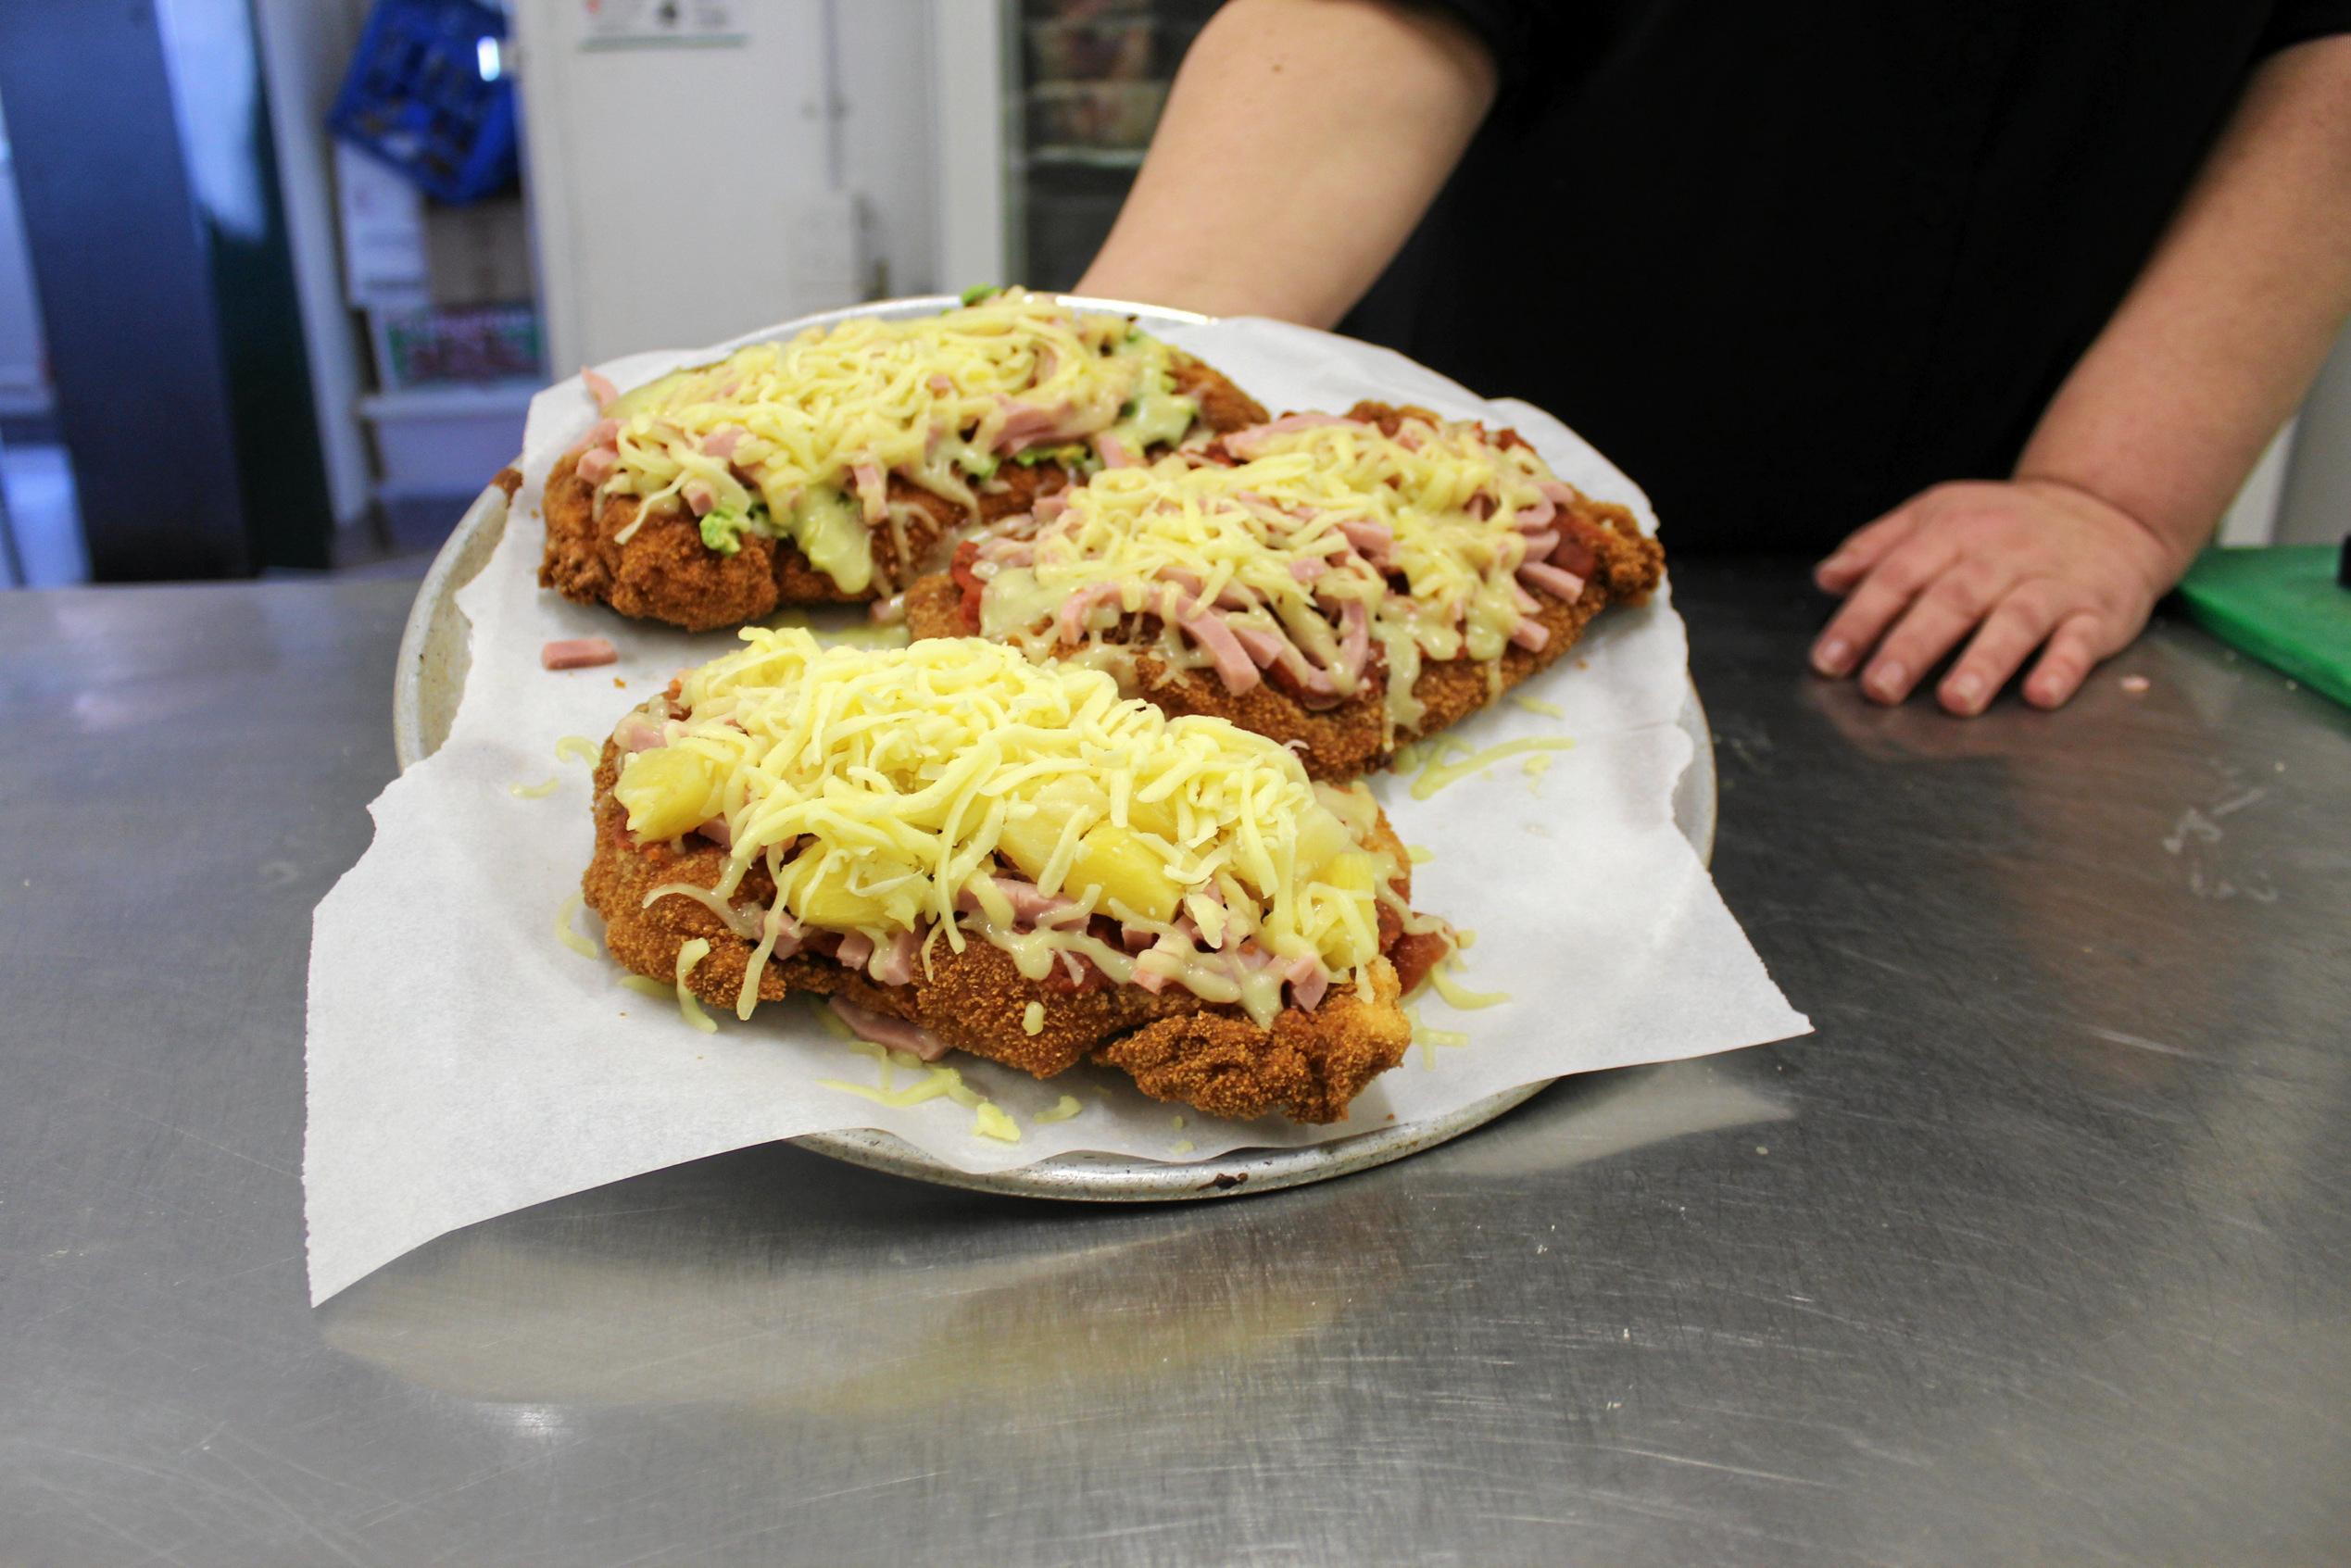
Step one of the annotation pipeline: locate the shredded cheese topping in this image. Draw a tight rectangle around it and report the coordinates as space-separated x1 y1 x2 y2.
975 408 1594 738
611 631 1401 1027
582 288 1200 592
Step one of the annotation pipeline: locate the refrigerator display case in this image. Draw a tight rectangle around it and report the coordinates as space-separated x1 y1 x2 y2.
937 0 1214 294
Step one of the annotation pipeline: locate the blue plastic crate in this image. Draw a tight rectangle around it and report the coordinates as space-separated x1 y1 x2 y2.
328 0 518 206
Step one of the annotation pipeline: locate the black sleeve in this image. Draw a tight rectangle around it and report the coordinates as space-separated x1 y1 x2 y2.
1408 0 1556 98
2261 0 2351 52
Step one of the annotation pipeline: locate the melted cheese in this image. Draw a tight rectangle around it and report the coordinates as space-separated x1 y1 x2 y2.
612 631 1401 1027
554 895 599 960
982 409 1582 738
594 289 1196 590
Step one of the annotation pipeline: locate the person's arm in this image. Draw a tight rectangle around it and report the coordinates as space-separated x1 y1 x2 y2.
1812 35 2351 715
1074 0 1496 326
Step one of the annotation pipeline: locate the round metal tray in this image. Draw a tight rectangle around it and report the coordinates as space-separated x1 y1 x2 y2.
392 296 1716 1203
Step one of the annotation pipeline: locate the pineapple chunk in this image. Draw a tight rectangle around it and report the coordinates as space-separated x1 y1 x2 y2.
1294 806 1356 875
778 855 895 928
615 746 727 841
997 776 1107 884
1070 822 1180 922
1317 850 1379 897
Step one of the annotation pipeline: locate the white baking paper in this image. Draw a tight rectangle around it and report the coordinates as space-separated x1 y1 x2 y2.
304 314 1810 1304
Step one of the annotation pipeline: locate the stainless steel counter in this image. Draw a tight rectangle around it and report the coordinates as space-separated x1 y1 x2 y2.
4 563 2345 1567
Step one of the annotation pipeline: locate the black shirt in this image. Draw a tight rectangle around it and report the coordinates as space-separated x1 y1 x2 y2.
1343 2 2351 552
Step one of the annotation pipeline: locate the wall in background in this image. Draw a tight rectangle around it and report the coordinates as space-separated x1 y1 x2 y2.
252 0 375 529
514 0 938 374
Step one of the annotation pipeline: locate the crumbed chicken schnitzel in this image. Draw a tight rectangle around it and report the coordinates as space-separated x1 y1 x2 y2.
906 401 1665 779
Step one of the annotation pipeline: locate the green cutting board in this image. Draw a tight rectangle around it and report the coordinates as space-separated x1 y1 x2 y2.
2178 545 2350 710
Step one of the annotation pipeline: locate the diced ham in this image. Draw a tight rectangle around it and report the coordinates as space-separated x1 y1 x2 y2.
1510 617 1551 652
1538 481 1579 507
870 929 920 985
1519 561 1587 603
1519 531 1560 561
541 637 619 671
586 418 620 446
836 932 874 971
828 997 949 1060
683 480 717 517
928 373 954 394
1286 954 1329 1013
1178 612 1263 695
1097 433 1138 469
1289 557 1328 583
702 427 745 460
614 713 667 752
1515 494 1558 532
851 461 886 523
582 367 619 412
696 814 734 847
576 447 619 485
1465 493 1495 521
1033 493 1070 524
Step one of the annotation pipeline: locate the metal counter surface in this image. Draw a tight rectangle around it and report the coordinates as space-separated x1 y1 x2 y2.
3 561 2345 1567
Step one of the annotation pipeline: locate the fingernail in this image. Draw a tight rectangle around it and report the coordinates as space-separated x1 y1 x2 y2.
1813 637 1852 675
1947 671 1983 711
1867 661 1906 700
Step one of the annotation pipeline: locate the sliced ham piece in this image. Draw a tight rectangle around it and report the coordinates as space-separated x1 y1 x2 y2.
828 997 949 1061
1222 412 1356 460
1337 519 1395 568
1289 557 1328 583
851 461 887 524
957 875 1079 929
683 481 717 517
585 418 620 446
1033 492 1070 524
582 367 619 412
1519 561 1587 603
542 637 619 671
1510 618 1552 652
1097 433 1138 470
576 447 619 485
1515 494 1558 532
836 932 874 971
696 814 734 848
702 427 746 460
1335 599 1370 684
1538 481 1579 507
1057 583 1124 645
928 372 954 395
1518 531 1560 561
1178 612 1263 695
994 397 1070 453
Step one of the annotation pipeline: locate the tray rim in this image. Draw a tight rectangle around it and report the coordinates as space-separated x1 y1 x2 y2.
389 295 1716 1204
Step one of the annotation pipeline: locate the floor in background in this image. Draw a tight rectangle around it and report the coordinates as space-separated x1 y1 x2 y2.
0 442 88 587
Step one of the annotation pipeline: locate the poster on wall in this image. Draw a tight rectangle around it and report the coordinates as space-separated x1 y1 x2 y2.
582 0 748 47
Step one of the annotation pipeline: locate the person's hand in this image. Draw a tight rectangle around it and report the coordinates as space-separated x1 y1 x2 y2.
1809 478 2184 716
